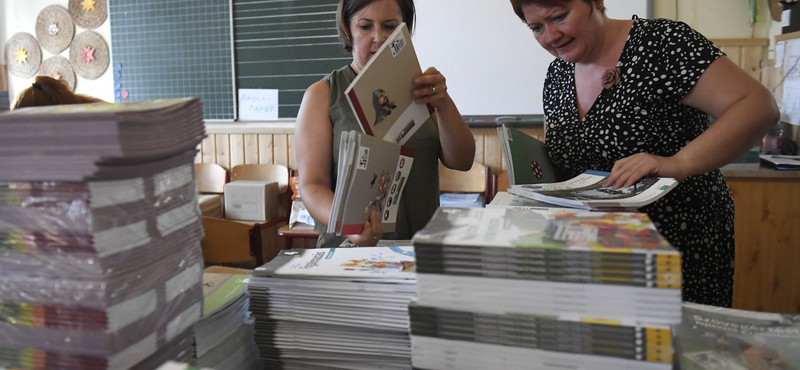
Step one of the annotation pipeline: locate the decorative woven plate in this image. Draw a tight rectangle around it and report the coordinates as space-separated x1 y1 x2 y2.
69 0 107 30
39 56 77 91
4 33 42 79
36 5 75 54
69 31 109 80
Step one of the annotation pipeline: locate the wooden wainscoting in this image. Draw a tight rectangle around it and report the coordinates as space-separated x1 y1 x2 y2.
198 123 544 182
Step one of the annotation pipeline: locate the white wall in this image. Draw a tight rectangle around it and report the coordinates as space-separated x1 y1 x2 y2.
1 0 113 103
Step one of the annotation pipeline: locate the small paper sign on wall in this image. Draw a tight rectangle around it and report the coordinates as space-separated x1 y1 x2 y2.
238 89 279 121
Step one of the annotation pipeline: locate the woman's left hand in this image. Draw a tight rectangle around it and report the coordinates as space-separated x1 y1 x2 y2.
413 67 449 110
605 153 689 189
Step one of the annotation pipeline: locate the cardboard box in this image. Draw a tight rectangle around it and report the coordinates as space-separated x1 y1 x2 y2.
224 180 278 222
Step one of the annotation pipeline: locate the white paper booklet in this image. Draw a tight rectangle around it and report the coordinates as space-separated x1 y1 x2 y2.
508 170 677 210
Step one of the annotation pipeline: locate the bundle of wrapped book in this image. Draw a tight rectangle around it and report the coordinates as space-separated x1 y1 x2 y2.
410 207 682 370
248 247 417 370
195 272 261 370
674 302 800 369
0 99 207 370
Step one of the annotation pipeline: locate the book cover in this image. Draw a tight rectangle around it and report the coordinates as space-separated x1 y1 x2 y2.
329 131 414 236
508 170 677 210
487 191 566 210
254 247 417 280
498 124 556 185
412 207 680 256
345 23 433 145
675 302 800 370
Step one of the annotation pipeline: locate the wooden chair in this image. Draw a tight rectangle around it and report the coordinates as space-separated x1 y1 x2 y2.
194 163 228 218
200 216 279 267
439 161 493 205
195 163 228 193
200 164 290 267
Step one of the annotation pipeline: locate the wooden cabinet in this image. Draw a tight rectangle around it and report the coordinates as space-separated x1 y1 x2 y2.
723 165 800 314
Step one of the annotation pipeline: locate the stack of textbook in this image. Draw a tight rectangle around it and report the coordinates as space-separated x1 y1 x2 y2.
0 98 205 181
248 247 417 370
410 207 683 370
0 99 207 370
195 272 261 370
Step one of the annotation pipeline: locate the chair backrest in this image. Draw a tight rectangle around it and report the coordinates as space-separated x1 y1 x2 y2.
195 163 228 193
231 164 290 195
439 161 488 194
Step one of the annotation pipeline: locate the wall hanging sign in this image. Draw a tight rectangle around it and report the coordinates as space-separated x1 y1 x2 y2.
69 31 109 80
69 0 108 29
36 5 75 54
4 33 42 79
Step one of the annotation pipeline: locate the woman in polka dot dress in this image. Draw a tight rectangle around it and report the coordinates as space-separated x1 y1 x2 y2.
510 0 780 307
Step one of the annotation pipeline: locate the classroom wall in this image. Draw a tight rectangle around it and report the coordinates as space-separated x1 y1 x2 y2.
1 0 114 104
0 1 783 110
653 0 778 39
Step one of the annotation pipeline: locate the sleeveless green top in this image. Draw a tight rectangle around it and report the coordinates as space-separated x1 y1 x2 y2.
314 65 441 248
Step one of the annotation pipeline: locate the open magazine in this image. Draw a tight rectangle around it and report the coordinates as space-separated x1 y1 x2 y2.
675 302 800 370
507 170 677 210
345 23 433 145
497 124 556 185
760 154 800 170
328 130 414 236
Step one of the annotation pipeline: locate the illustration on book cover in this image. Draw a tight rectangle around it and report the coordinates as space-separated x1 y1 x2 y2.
372 89 397 125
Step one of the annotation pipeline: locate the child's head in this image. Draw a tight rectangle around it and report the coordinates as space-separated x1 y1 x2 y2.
12 76 103 109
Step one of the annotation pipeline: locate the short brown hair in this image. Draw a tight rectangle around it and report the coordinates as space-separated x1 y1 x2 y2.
510 0 605 23
12 76 102 110
336 0 416 53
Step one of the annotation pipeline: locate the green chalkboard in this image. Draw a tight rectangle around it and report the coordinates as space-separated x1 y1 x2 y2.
109 0 236 120
233 0 348 118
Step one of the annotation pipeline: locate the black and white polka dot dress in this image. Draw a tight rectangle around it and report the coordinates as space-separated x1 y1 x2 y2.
543 17 734 307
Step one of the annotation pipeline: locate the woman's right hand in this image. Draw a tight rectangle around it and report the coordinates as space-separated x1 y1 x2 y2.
346 210 384 246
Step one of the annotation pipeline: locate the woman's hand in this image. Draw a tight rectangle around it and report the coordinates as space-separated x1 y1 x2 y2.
413 67 450 110
345 210 384 247
605 153 690 189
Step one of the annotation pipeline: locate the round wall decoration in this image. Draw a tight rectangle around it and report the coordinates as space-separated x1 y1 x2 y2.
4 32 42 79
36 5 75 54
69 31 109 80
69 0 108 30
39 56 77 91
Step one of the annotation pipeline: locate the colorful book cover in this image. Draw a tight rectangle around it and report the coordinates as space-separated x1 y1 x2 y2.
412 207 680 257
345 23 433 145
330 131 414 235
675 302 800 370
254 247 416 280
508 170 677 210
498 125 556 185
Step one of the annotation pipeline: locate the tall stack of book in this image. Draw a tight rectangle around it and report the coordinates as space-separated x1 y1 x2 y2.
248 247 416 370
0 99 207 370
410 207 682 370
195 272 261 370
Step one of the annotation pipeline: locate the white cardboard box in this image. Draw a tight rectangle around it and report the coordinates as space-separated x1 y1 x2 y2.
224 180 279 222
